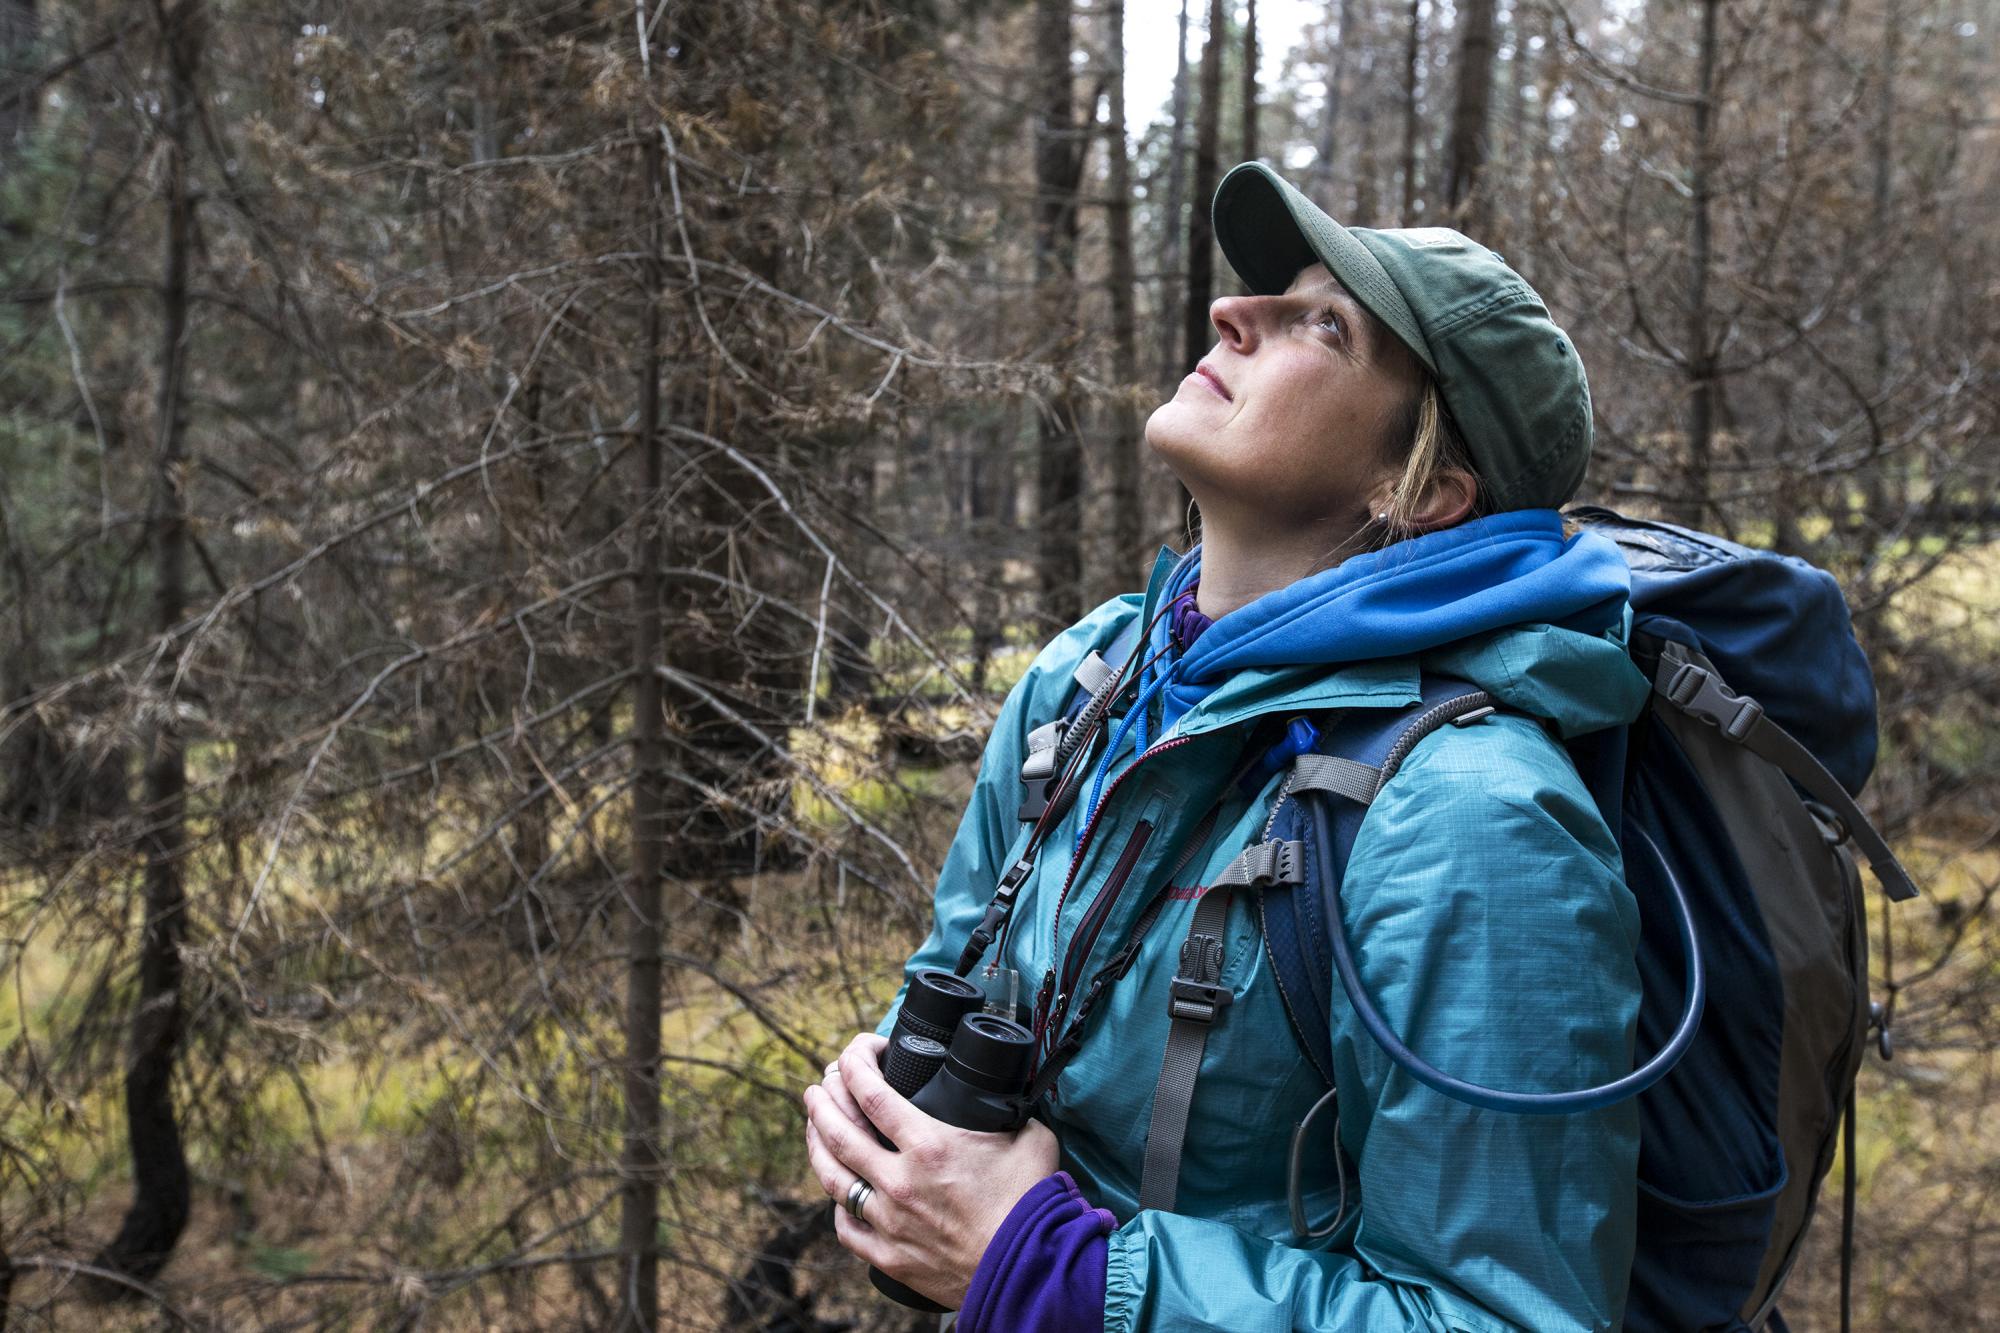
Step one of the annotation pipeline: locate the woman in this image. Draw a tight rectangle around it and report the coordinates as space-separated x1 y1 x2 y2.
802 160 1647 1332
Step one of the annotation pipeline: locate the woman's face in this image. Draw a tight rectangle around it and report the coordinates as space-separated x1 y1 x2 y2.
1146 262 1422 532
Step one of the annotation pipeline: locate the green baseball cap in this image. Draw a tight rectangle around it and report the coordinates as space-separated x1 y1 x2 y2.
1211 160 1593 512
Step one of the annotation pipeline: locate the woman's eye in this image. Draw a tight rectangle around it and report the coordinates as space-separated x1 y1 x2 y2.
1312 307 1344 339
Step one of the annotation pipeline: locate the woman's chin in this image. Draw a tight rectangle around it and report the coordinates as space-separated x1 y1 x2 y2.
1144 398 1205 460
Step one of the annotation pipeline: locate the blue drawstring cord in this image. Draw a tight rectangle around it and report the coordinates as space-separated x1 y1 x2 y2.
1072 564 1202 857
1075 635 1181 856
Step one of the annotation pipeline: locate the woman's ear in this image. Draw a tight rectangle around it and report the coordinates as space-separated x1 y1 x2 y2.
1363 475 1399 526
1382 468 1479 535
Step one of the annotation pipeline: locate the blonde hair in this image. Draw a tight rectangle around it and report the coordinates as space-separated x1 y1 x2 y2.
1378 376 1484 543
1303 373 1484 572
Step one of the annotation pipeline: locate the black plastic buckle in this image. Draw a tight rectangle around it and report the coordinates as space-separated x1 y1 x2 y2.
1018 776 1057 822
1665 659 1765 742
1168 976 1233 1024
1802 799 1852 847
1169 934 1231 1023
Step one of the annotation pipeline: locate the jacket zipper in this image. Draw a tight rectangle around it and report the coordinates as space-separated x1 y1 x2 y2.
1047 736 1193 964
1059 818 1155 1005
1033 736 1193 1038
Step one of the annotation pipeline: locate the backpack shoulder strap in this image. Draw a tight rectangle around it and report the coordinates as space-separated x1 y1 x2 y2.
1137 879 1235 1212
1254 677 1495 1091
1651 639 1917 902
1134 678 1493 1222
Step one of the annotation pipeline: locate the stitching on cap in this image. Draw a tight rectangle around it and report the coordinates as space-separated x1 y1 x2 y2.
1491 397 1590 507
1424 281 1541 337
1513 406 1585 486
1483 401 1579 506
1331 253 1431 356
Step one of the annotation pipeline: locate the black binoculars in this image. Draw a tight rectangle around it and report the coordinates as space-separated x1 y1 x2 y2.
867 967 1036 1312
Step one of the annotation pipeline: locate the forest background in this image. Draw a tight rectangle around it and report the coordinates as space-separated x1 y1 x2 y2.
1 0 1996 1328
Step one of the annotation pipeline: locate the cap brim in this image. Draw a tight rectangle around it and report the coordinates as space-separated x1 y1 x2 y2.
1212 162 1437 372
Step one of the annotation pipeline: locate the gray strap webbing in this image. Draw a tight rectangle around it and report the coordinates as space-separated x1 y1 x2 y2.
1072 650 1114 698
1022 650 1117 786
1018 652 1128 819
1654 644 1918 902
1288 754 1384 806
1019 718 1064 784
1209 838 1305 890
1138 887 1232 1212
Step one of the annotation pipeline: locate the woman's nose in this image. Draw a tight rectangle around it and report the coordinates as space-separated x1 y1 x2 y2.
1209 294 1262 354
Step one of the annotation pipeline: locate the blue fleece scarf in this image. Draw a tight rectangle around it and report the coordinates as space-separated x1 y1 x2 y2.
1077 510 1630 842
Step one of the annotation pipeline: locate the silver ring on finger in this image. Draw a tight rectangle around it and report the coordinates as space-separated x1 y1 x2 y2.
845 1177 875 1222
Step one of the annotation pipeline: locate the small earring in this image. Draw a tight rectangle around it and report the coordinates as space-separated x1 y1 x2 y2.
1374 512 1390 523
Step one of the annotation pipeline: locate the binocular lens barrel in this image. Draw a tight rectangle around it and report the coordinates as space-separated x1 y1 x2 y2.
883 1033 949 1099
892 968 984 1048
940 1013 1036 1097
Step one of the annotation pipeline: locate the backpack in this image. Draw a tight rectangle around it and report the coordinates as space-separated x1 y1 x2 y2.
1085 509 1918 1330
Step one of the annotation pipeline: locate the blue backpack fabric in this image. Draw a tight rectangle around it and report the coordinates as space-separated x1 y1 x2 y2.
1251 509 1917 1330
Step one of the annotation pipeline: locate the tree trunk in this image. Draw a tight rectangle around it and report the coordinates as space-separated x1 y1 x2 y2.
95 0 201 1285
1862 0 1901 528
1309 0 1355 202
1103 0 1144 593
1185 0 1226 380
1771 377 1801 556
616 97 668 1333
967 411 1005 694
1352 6 1379 226
1399 0 1422 220
1498 0 1528 256
1033 0 1084 623
1242 0 1258 162
0 0 36 167
1526 0 1561 274
1442 0 1496 235
468 0 500 163
1681 0 1720 528
1157 0 1193 387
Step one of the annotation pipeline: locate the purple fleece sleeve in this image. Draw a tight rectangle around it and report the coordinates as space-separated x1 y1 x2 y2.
959 1171 1114 1333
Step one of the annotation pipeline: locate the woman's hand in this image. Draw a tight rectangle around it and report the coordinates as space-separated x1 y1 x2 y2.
804 1031 1059 1309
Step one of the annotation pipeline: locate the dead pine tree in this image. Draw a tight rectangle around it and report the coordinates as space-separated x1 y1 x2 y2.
1157 0 1194 388
1308 0 1358 203
1442 0 1498 237
1351 0 1383 226
1399 0 1423 219
1681 0 1722 528
1101 0 1146 594
617 32 669 1333
1033 0 1086 624
1184 0 1227 383
1242 0 1259 162
93 0 203 1289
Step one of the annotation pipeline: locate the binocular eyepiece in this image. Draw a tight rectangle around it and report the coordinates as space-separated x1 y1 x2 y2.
867 969 1036 1312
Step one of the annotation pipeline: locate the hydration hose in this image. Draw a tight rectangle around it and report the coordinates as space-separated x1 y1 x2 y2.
1308 790 1707 1115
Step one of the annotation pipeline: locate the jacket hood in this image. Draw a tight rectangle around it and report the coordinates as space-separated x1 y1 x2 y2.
1144 510 1646 736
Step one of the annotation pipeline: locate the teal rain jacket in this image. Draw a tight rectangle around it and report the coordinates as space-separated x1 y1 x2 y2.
882 519 1652 1332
